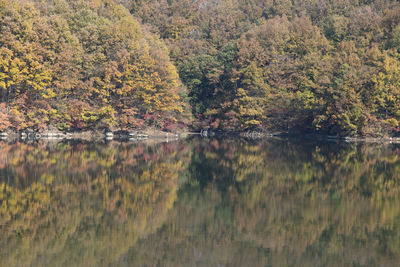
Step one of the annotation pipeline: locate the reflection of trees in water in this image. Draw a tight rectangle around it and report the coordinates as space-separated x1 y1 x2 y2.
126 139 400 266
1 139 400 266
0 141 190 266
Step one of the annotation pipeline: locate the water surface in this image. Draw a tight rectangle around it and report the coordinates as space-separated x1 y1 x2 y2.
1 138 400 266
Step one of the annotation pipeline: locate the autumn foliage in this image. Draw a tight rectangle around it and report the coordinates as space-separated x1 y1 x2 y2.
129 0 400 136
1 0 400 136
0 0 190 132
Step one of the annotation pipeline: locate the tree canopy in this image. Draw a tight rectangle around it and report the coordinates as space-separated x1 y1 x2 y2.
126 0 400 136
1 0 400 136
0 0 190 132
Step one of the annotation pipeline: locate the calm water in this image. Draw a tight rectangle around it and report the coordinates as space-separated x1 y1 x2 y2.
1 137 400 266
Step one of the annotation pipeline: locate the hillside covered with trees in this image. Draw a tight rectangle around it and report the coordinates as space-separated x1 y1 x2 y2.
0 0 191 132
127 0 400 136
1 0 400 136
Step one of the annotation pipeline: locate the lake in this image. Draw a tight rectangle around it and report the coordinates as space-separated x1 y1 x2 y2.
1 137 400 266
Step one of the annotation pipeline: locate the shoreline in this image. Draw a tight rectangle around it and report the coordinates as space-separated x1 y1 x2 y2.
0 128 195 142
1 128 400 144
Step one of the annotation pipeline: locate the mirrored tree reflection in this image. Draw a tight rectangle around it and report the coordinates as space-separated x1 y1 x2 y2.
126 139 400 267
1 138 400 266
0 141 190 266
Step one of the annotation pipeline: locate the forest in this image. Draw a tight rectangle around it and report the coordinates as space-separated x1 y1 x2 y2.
1 0 400 136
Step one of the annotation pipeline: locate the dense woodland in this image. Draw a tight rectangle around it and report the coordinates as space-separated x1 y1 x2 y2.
0 0 191 132
1 0 400 135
